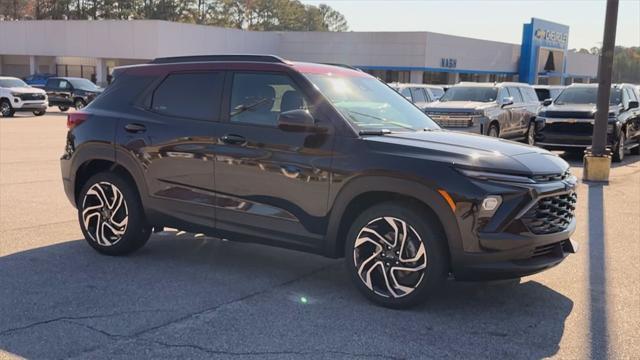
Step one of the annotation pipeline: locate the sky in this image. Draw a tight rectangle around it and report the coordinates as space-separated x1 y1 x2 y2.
301 0 640 50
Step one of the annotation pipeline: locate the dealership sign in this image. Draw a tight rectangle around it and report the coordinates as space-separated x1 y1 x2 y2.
519 18 570 84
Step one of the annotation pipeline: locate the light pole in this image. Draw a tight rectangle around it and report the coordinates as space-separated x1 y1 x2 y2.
584 0 619 181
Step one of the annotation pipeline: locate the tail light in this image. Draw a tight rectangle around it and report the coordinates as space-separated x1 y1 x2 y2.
67 112 89 129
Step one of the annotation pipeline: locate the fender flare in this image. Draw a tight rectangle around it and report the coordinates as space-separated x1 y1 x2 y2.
323 176 463 265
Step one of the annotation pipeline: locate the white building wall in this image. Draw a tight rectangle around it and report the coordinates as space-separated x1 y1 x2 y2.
0 20 597 80
566 51 599 78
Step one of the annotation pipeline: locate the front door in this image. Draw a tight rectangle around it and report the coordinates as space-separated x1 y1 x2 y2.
213 71 334 249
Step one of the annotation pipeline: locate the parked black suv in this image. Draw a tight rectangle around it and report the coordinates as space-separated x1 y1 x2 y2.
44 77 103 111
61 55 577 308
535 84 640 162
425 82 541 144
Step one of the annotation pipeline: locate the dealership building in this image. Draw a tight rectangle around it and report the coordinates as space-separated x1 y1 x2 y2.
0 18 598 87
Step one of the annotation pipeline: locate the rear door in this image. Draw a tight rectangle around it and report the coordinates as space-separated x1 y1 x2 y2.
410 88 429 110
504 87 526 137
116 71 224 231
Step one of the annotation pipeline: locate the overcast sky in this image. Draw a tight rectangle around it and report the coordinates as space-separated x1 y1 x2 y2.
301 0 640 50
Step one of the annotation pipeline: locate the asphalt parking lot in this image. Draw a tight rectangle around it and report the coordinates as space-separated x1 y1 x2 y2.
1 110 639 359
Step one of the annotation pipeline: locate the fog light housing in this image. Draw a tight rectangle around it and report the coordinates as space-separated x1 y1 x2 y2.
482 196 501 211
13 98 19 103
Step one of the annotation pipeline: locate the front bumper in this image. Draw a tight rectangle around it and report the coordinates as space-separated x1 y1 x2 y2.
534 117 616 148
450 170 578 280
12 98 48 111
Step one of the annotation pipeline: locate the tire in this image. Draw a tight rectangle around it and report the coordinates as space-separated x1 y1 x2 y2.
78 171 151 256
612 131 625 163
33 109 46 116
74 99 86 110
345 202 448 309
58 106 70 112
1 99 15 117
526 121 536 146
488 123 500 138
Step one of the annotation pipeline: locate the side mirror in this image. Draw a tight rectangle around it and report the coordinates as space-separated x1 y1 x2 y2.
628 100 639 110
501 97 514 107
543 98 553 106
277 109 316 132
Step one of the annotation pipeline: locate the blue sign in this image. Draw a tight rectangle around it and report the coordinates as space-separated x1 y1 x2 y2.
519 18 570 84
441 58 457 68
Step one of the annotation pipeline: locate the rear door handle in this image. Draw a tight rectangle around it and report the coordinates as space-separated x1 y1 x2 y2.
221 134 247 145
124 123 146 133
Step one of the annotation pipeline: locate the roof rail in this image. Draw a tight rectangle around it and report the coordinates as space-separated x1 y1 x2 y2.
321 63 363 71
150 54 287 64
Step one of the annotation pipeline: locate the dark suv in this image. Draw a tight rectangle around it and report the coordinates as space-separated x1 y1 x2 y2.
535 84 640 162
44 77 103 111
61 55 577 308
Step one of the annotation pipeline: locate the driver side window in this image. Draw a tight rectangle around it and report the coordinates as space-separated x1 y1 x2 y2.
230 73 308 127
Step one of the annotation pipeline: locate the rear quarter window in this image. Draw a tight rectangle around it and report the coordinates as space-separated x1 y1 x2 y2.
151 72 224 121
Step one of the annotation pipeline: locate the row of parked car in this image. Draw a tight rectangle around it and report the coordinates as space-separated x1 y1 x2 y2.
0 75 103 117
392 81 640 162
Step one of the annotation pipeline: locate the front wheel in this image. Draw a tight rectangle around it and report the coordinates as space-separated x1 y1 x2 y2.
345 202 448 308
488 123 500 138
58 106 70 112
33 109 46 116
1 99 15 117
74 99 86 110
78 172 151 255
612 131 625 163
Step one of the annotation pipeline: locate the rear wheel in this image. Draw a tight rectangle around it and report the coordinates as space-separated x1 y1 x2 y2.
488 123 500 138
1 99 15 117
612 131 625 163
58 106 69 112
526 122 536 145
345 202 448 309
33 109 46 116
78 172 151 255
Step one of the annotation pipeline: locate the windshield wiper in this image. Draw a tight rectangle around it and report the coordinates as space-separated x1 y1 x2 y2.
231 98 270 117
359 129 392 136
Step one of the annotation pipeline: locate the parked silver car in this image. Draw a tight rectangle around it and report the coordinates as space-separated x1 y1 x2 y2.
424 82 541 143
388 83 445 110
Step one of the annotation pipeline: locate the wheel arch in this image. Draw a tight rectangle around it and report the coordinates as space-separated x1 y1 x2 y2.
323 176 462 268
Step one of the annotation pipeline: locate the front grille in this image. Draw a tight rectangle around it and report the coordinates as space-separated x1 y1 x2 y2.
531 240 567 258
545 111 593 119
545 122 593 135
522 192 577 234
18 93 45 101
531 170 571 182
427 113 476 128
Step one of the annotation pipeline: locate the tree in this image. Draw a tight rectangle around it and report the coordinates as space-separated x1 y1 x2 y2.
319 3 348 32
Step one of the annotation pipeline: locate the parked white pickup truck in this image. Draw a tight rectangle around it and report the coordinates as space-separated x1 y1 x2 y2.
0 76 48 117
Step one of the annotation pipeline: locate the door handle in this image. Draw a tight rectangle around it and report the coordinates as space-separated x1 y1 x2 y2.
221 134 247 145
124 123 146 133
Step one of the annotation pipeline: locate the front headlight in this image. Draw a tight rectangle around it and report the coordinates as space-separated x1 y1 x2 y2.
457 168 535 184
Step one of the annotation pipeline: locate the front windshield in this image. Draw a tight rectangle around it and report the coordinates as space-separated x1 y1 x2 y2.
439 86 498 102
69 78 100 91
304 73 439 132
555 87 622 105
0 78 28 88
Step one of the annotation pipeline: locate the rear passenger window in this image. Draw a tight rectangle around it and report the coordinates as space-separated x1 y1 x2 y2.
507 87 523 103
230 73 308 126
152 72 223 121
411 88 427 103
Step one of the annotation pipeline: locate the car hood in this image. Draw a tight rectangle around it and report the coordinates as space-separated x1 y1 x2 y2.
425 101 495 111
544 103 622 114
8 86 46 94
365 130 569 176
